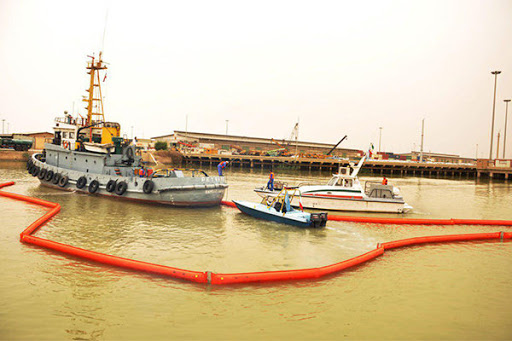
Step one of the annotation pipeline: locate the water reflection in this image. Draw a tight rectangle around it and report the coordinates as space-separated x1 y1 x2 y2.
1 162 512 340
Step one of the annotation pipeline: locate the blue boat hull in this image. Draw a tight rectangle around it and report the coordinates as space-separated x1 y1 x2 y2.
233 200 312 228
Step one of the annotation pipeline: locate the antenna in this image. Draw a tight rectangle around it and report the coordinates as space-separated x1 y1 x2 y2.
101 7 109 53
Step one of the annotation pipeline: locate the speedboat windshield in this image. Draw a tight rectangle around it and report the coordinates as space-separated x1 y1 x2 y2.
327 177 339 186
327 176 354 187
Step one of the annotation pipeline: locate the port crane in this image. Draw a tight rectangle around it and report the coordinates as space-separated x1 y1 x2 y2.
326 135 348 155
270 122 300 156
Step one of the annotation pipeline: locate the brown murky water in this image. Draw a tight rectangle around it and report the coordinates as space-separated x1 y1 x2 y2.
1 162 511 340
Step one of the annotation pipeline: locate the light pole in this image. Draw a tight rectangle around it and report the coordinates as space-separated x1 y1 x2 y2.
489 71 501 160
225 120 229 135
504 99 511 159
1 119 5 134
497 131 501 159
378 127 382 152
420 119 425 163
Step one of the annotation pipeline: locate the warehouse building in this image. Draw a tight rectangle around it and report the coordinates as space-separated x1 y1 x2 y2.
152 131 362 158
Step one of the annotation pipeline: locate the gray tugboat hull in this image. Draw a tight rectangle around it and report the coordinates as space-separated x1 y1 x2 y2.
30 152 227 207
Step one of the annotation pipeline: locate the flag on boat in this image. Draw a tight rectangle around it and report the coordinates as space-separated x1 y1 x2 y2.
368 143 374 159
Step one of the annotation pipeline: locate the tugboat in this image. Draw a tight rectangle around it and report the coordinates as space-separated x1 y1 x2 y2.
255 153 412 213
26 52 227 206
233 188 328 228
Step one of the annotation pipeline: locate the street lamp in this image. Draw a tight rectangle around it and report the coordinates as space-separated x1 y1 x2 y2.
420 119 425 162
225 120 229 135
504 99 511 159
378 127 382 152
489 71 501 160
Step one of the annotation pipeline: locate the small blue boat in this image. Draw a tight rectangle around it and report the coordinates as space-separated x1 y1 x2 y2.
233 189 327 228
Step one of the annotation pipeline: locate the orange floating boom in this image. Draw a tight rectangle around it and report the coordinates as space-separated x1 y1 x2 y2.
0 182 511 286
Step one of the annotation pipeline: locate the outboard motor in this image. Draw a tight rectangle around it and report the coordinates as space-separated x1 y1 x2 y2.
310 213 328 228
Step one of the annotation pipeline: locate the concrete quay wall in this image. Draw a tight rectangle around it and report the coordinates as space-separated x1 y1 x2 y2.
0 149 36 162
183 153 481 178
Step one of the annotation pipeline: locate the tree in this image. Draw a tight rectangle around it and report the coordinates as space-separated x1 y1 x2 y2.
154 141 168 151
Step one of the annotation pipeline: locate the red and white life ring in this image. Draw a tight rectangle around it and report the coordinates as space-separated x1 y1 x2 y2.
63 141 69 149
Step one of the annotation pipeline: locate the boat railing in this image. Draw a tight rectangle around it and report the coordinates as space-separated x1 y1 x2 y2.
273 180 289 191
364 181 382 195
296 182 324 187
150 168 210 178
55 116 87 126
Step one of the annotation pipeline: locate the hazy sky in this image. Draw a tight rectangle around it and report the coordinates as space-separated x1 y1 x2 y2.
1 0 511 158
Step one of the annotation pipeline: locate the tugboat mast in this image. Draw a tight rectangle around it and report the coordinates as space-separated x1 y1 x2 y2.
84 52 107 126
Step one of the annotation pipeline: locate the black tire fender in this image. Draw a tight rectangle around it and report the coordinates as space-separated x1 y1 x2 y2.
143 180 154 194
38 168 47 180
32 166 40 177
88 180 100 193
115 181 128 195
58 175 69 188
76 176 87 189
106 180 117 193
45 170 54 181
52 172 61 184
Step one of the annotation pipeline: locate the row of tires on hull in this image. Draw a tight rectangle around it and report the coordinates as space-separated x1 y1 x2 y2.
26 159 155 196
27 160 69 187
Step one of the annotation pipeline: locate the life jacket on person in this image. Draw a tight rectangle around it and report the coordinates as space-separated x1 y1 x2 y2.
382 177 388 185
217 161 229 176
267 171 275 191
139 168 146 177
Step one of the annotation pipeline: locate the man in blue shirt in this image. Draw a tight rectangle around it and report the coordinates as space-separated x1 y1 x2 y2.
218 161 229 176
267 170 274 191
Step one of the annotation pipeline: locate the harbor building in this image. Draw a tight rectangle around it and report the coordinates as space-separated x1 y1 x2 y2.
397 151 475 164
19 132 54 150
152 131 363 158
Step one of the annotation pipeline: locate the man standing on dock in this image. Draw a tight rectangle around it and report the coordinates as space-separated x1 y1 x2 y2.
218 161 229 176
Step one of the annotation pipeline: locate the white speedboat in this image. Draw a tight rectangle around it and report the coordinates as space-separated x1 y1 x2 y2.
255 155 412 213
